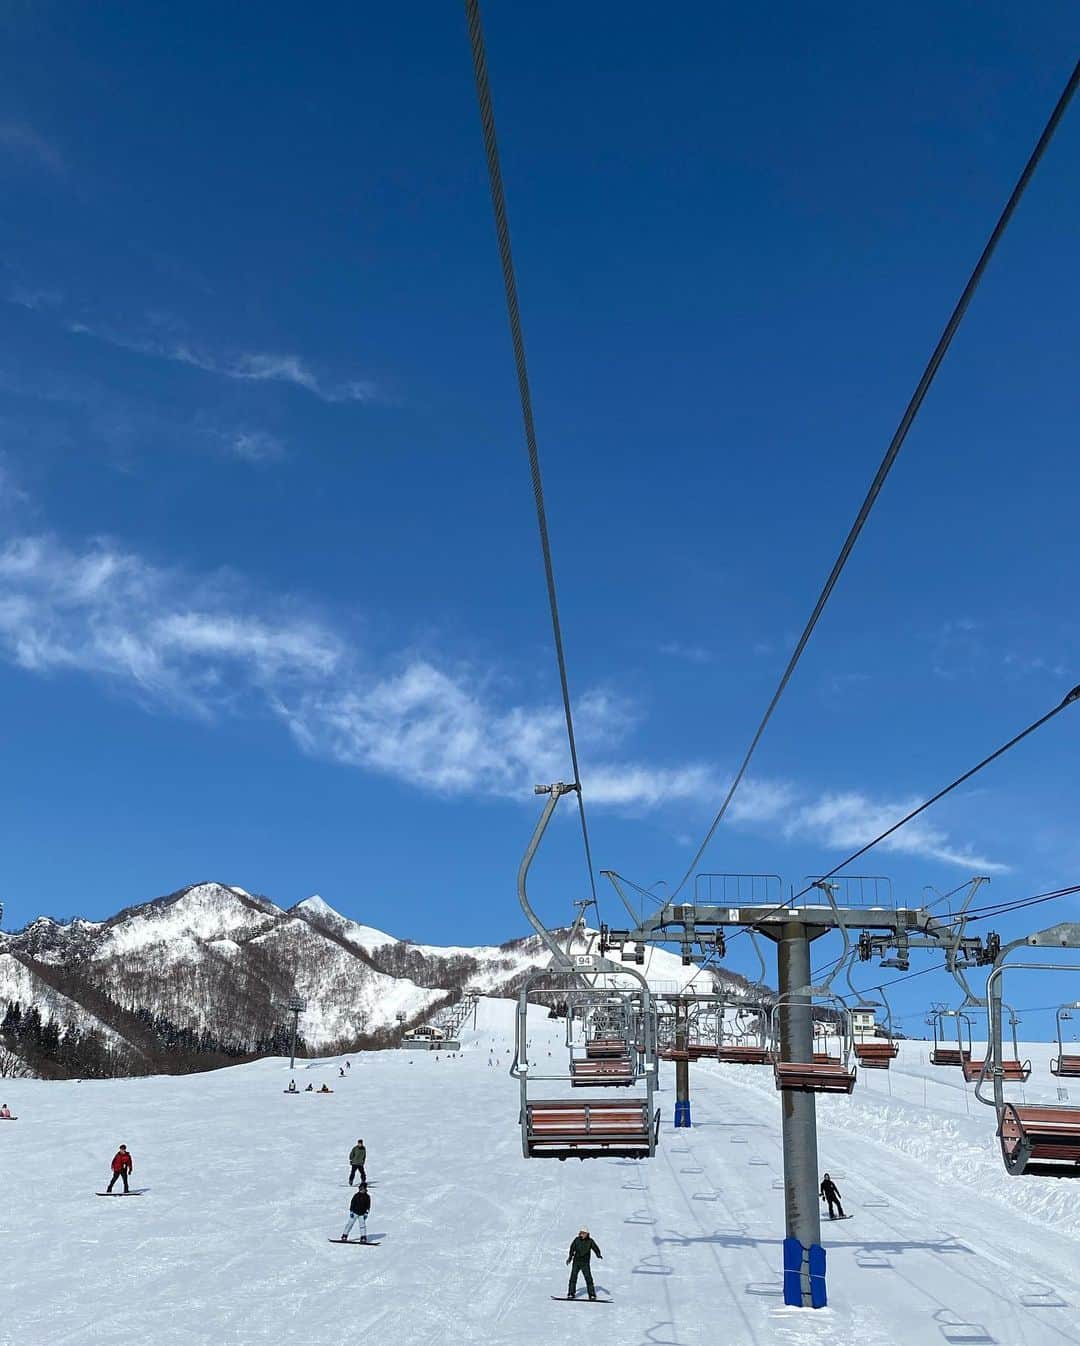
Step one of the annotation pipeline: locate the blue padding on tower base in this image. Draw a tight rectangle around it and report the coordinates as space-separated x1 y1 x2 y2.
809 1242 827 1308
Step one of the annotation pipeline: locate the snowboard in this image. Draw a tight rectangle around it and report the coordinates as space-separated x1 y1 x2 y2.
826 1214 854 1221
551 1296 610 1303
328 1238 380 1246
0 1116 17 1121
96 1190 146 1197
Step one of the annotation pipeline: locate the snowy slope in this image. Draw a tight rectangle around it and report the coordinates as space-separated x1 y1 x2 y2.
0 953 125 1045
2 1005 1078 1346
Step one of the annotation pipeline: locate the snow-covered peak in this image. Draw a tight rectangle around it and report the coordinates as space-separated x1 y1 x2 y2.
97 882 280 957
291 896 397 952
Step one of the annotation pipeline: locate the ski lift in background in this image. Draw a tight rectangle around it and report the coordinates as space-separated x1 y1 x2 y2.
930 1008 974 1067
717 1000 771 1066
844 957 899 1070
961 1004 1031 1082
1051 1003 1080 1078
769 990 857 1094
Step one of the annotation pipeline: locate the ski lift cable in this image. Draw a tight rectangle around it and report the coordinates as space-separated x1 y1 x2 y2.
934 882 1080 927
722 685 1079 950
464 0 599 910
670 59 1080 901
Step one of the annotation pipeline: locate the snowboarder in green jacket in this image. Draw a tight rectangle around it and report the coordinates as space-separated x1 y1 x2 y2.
348 1139 367 1186
566 1229 602 1299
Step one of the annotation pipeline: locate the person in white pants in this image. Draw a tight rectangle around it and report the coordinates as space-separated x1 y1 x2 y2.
341 1185 371 1241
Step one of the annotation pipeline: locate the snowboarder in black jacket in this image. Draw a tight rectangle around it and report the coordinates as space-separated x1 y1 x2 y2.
820 1173 845 1220
566 1229 602 1299
341 1185 372 1242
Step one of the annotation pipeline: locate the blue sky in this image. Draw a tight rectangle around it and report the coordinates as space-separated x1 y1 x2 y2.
1 3 1078 1032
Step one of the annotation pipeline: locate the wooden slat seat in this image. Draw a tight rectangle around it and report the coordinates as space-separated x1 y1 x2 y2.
685 1043 716 1060
658 1046 686 1061
716 1045 770 1066
773 1060 856 1094
585 1038 628 1059
1051 1055 1080 1078
998 1104 1080 1176
961 1058 1031 1083
930 1049 970 1067
525 1098 655 1159
570 1057 634 1087
853 1041 899 1070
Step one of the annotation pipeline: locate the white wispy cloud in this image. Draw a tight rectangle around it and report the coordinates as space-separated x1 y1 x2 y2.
783 790 1007 873
65 320 375 404
0 530 1007 868
0 123 64 175
227 430 285 463
0 535 343 716
658 641 713 664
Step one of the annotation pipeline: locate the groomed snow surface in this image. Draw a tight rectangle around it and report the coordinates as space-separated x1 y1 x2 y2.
3 998 1079 1346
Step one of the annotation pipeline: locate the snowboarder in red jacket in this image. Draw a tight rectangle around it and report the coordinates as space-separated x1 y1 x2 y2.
107 1145 133 1193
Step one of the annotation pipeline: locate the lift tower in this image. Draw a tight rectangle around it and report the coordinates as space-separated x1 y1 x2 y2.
598 871 985 1308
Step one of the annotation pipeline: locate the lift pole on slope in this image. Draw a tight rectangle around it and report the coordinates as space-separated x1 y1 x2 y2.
674 997 691 1126
287 996 307 1071
599 877 975 1308
771 918 826 1303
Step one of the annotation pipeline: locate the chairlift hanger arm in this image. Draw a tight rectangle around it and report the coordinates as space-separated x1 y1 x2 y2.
601 870 645 929
518 783 580 972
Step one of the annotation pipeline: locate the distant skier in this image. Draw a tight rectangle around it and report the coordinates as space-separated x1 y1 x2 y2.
305 1083 314 1092
566 1228 602 1300
286 1080 298 1093
318 1084 332 1094
107 1145 133 1194
348 1139 367 1185
820 1173 845 1220
340 1184 371 1242
339 1068 346 1078
0 1104 12 1119
345 1060 351 1070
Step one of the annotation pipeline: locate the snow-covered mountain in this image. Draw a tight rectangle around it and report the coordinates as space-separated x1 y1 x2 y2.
0 881 753 1076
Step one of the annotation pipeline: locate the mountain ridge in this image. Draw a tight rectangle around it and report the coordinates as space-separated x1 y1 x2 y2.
0 881 759 1079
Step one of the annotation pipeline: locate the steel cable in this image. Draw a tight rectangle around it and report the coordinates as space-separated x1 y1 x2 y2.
723 684 1079 946
672 57 1080 898
464 0 599 908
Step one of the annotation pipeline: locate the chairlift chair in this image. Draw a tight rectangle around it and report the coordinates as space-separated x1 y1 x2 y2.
1051 1004 1080 1078
716 1001 771 1066
930 1009 974 1067
975 926 1080 1178
845 962 900 1070
960 1005 1031 1082
515 967 659 1157
769 992 857 1094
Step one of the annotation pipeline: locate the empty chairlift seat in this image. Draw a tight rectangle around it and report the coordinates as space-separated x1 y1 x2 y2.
998 1104 1080 1177
853 1040 900 1070
584 1037 628 1060
773 1058 856 1094
961 1058 1032 1083
525 1098 658 1160
1051 1054 1080 1078
930 1048 970 1067
716 1044 770 1066
570 1055 634 1087
685 1043 717 1061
